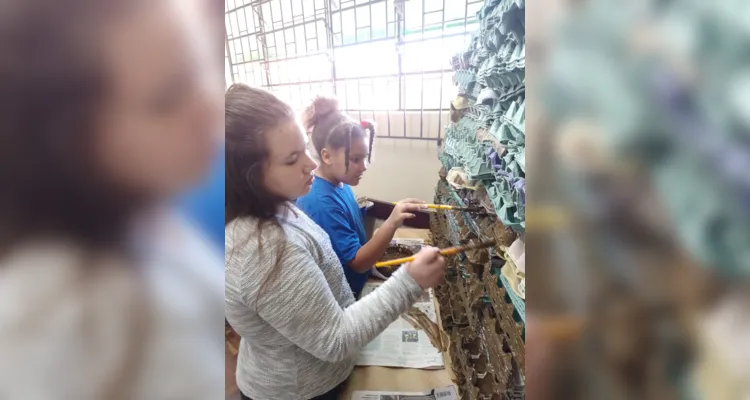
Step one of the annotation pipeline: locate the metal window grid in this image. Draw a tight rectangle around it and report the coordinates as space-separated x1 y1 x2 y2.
225 0 482 141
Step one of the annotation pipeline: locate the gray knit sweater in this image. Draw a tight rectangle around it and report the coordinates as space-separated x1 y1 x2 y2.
225 205 424 399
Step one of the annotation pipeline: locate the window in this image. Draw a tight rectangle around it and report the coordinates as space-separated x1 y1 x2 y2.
225 0 482 139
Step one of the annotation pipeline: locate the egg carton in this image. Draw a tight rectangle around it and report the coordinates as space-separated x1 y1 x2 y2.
496 83 526 104
476 58 525 89
486 145 524 179
469 46 491 69
484 0 525 25
486 179 525 231
451 50 474 71
454 281 482 327
476 68 525 90
496 40 525 70
470 367 505 400
448 328 472 386
488 98 525 143
452 69 477 91
495 7 524 42
480 316 515 387
466 246 491 265
493 223 517 247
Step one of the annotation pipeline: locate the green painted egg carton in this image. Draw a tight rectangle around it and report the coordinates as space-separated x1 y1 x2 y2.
488 120 524 148
445 118 481 143
478 69 525 89
487 178 525 231
476 87 499 106
438 151 457 172
469 46 491 68
488 98 525 143
465 104 492 121
485 0 525 22
496 40 525 71
496 10 524 43
451 50 474 71
441 133 462 160
446 141 494 181
494 83 525 104
464 159 495 181
452 69 476 90
470 81 486 99
502 145 525 176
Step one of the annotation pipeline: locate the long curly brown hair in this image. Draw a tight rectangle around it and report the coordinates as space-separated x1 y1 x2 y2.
224 84 299 304
224 84 296 225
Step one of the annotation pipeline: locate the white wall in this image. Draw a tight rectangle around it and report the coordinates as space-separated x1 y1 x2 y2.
350 110 448 202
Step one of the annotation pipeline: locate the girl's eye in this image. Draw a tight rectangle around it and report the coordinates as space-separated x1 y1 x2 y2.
285 155 299 165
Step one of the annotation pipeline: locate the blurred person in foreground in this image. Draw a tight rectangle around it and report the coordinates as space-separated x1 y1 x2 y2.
179 145 225 250
0 0 224 399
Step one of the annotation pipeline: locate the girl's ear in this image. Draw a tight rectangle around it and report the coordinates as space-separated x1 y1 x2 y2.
319 147 332 165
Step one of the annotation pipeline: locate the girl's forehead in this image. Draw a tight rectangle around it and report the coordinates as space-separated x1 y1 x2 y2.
267 120 305 156
348 135 370 153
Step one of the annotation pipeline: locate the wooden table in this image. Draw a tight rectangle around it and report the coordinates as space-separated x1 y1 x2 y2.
338 228 455 399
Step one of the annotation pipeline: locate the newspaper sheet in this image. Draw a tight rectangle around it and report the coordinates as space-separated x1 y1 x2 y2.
388 238 426 252
356 281 445 369
351 386 458 400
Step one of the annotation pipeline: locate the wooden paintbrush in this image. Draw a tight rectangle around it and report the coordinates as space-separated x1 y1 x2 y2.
421 203 483 212
375 240 496 268
367 198 483 213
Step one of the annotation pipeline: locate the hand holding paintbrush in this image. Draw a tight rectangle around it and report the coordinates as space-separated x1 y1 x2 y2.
401 246 447 289
375 240 496 268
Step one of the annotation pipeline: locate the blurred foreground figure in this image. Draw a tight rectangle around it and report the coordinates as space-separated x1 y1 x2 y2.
179 145 225 250
0 0 223 399
527 0 750 399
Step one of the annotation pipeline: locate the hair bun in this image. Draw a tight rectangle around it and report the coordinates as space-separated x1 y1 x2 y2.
301 95 339 132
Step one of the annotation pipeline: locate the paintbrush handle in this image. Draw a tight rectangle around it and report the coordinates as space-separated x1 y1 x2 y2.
374 241 495 268
426 204 455 210
389 201 456 210
375 255 417 268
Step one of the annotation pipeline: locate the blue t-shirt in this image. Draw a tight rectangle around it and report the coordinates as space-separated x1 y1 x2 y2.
296 177 370 298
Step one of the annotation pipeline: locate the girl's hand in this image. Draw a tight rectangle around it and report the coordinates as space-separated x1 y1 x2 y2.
385 198 426 229
403 247 445 289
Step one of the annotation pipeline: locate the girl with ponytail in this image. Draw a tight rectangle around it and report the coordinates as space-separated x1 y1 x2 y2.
296 96 426 299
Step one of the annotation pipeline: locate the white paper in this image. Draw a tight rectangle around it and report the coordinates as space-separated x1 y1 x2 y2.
508 238 525 274
351 385 458 400
356 281 444 369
